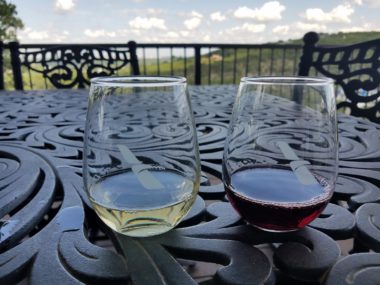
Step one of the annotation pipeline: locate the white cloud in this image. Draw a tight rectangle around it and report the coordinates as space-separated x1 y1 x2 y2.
129 29 141 36
234 7 252 19
55 0 75 12
355 0 380 7
122 8 164 16
129 17 167 30
341 23 380 32
222 25 268 43
295 22 328 32
366 0 380 6
28 31 49 40
142 8 163 15
84 29 116 38
241 23 266 33
305 9 328 22
210 11 226 22
18 27 72 43
184 17 202 30
341 26 366 32
53 32 70 42
19 27 49 40
180 30 190 37
167 31 179 38
304 4 354 23
229 23 266 33
234 6 255 19
191 11 203 18
234 1 286 21
182 10 203 30
330 5 354 22
203 35 211 42
273 25 289 34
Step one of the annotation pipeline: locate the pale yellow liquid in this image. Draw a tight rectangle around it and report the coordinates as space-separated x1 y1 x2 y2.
89 169 198 237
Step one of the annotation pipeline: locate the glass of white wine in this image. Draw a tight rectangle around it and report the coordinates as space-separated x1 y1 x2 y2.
83 76 200 237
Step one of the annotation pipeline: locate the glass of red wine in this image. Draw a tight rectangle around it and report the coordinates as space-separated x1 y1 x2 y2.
223 76 338 232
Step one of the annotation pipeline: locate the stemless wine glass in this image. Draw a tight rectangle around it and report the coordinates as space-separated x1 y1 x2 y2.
223 76 338 232
83 76 200 237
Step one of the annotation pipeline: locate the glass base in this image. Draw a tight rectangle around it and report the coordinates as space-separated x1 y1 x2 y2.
116 221 174 237
248 222 299 233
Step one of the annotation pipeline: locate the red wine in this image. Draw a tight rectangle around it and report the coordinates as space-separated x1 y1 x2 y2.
224 166 332 232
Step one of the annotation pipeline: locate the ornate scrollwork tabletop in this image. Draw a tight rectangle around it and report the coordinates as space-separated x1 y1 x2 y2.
0 85 379 284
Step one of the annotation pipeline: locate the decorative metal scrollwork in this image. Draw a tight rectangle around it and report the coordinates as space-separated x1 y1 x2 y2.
299 31 380 123
9 41 139 89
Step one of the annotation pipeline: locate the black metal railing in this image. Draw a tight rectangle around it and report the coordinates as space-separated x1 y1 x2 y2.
135 43 303 85
2 42 304 89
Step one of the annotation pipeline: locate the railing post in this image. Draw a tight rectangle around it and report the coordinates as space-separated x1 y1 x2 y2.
128 41 140 76
294 32 319 103
298 31 319 76
194 45 201 85
0 41 4 90
9 41 23 90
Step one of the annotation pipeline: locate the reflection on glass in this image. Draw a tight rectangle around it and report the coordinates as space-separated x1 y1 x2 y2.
83 76 200 237
223 76 338 232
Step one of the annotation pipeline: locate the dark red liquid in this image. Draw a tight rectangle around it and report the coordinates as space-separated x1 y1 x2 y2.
225 166 332 232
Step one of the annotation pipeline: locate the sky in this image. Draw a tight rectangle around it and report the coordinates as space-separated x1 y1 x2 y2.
10 0 380 44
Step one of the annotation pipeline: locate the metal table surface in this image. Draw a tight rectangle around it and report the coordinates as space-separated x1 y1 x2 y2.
0 85 379 285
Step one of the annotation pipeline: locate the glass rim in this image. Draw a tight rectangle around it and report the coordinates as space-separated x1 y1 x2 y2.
90 76 187 87
240 76 334 85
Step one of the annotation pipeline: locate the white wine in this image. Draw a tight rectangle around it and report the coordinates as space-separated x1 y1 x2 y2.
89 168 199 237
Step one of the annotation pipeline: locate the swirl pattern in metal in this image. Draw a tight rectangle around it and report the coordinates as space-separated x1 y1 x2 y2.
0 85 379 284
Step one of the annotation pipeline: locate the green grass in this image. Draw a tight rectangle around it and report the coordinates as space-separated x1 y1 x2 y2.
283 31 380 45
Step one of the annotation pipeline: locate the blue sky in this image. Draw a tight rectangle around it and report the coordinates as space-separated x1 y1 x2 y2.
10 0 380 43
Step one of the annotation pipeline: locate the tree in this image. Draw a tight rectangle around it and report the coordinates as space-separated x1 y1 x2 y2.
0 0 24 41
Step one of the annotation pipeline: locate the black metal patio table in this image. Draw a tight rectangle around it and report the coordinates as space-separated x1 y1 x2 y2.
0 85 380 285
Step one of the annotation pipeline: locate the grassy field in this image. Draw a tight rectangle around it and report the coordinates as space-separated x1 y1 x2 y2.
284 31 380 45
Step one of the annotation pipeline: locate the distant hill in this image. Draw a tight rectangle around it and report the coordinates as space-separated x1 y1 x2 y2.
277 31 380 45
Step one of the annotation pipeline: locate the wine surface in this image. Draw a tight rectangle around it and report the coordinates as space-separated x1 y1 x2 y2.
90 169 197 237
225 166 332 231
